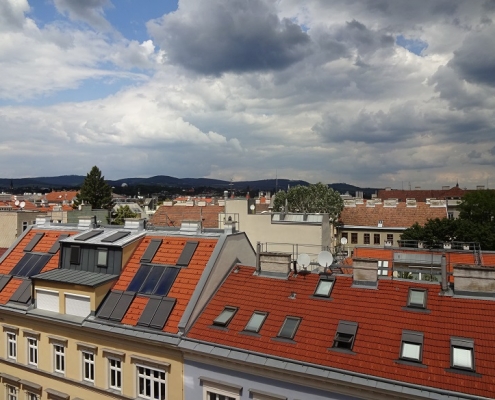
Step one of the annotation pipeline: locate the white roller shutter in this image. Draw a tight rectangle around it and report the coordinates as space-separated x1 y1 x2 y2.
36 289 59 312
65 294 90 317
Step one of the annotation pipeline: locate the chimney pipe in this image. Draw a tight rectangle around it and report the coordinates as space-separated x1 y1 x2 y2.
441 254 448 291
256 242 261 273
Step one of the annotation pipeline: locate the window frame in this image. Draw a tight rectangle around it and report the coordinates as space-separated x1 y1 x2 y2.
53 344 66 374
407 288 427 309
212 306 237 327
7 331 17 360
27 337 38 366
351 233 358 244
377 260 389 276
374 233 380 245
386 233 394 242
363 233 370 245
200 377 241 400
108 357 123 392
97 248 108 267
7 385 18 400
70 245 81 265
277 316 301 340
313 277 335 297
136 364 166 400
244 312 268 333
450 337 475 371
82 350 95 383
400 330 424 363
26 393 39 400
333 320 358 351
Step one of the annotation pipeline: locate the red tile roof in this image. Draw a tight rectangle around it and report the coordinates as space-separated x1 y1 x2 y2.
0 248 7 257
0 278 23 304
45 190 78 203
340 202 447 228
112 235 219 333
376 186 483 202
150 205 224 228
188 266 495 398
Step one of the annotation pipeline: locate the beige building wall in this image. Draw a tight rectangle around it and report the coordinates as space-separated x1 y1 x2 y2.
339 228 404 254
0 212 43 248
224 199 333 255
0 312 184 400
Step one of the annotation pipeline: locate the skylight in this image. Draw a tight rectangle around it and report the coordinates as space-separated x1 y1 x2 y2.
400 331 423 362
451 337 475 371
244 312 267 333
407 288 427 309
333 321 358 350
213 307 237 327
314 277 334 297
277 317 301 340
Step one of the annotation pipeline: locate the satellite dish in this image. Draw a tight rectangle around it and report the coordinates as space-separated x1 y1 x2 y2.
318 251 334 267
249 204 255 211
340 237 348 245
19 201 26 209
14 200 20 206
297 253 310 268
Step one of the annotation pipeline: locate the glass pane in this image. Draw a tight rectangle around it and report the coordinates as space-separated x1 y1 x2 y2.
409 290 425 307
279 317 299 338
214 308 235 325
98 250 107 266
453 347 473 368
315 280 333 296
245 313 266 331
402 342 421 360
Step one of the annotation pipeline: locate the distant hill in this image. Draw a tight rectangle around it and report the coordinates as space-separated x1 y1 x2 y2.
0 174 379 195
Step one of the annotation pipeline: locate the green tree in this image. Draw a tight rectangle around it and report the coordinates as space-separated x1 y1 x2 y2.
112 205 138 225
74 166 113 209
458 190 495 224
272 183 344 221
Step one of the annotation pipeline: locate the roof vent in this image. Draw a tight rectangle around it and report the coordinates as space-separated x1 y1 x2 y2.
406 198 417 207
384 240 392 247
443 243 452 249
430 199 446 207
344 199 356 207
78 216 97 230
378 220 383 227
124 218 146 231
383 199 398 207
366 200 375 207
180 220 202 235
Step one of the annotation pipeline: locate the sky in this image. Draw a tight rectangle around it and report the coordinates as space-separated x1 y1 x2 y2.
1 0 495 189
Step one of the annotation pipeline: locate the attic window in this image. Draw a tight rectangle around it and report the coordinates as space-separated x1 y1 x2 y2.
333 321 358 350
407 288 427 309
97 248 108 267
213 307 237 327
244 312 267 333
314 277 335 297
400 330 423 362
451 337 475 371
277 317 301 340
70 245 81 265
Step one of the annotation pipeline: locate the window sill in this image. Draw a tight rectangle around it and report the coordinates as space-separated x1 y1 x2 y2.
239 331 261 337
309 295 333 301
445 368 481 377
401 307 431 314
395 359 427 368
328 347 356 355
271 337 296 344
208 325 229 331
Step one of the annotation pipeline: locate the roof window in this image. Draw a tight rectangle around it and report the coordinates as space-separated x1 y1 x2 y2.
244 312 268 333
314 277 335 297
407 288 427 309
451 337 475 371
333 321 358 350
97 248 108 267
70 245 81 265
277 316 301 340
213 307 237 327
400 330 423 362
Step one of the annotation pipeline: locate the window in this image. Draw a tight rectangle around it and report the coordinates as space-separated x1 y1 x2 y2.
333 320 358 350
244 312 267 333
70 245 81 264
400 330 423 362
22 221 28 232
7 332 17 360
36 289 59 313
314 277 335 297
137 365 166 400
277 317 301 340
213 307 237 327
448 212 454 220
7 385 17 400
28 337 38 366
201 378 241 400
207 393 235 400
65 293 91 317
351 233 358 244
82 351 95 383
97 248 108 267
374 234 380 245
387 234 393 242
341 232 348 241
54 344 65 373
451 337 475 371
407 288 427 309
363 234 370 245
109 357 122 391
26 393 39 400
377 260 388 276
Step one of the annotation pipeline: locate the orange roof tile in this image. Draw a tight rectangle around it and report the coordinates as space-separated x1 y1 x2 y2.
340 202 447 228
150 205 224 228
121 296 149 326
45 190 78 203
377 186 489 202
0 278 23 304
188 266 495 398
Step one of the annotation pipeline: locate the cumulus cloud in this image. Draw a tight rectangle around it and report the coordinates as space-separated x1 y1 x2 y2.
0 0 30 31
53 0 113 31
147 0 311 75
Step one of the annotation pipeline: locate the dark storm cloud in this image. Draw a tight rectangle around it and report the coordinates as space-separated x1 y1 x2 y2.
148 0 311 75
448 27 495 87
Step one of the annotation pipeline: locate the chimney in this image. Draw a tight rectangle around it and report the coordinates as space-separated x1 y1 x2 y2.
352 258 378 287
78 216 97 230
453 265 495 296
179 221 202 234
124 218 146 231
256 251 291 277
36 216 52 227
223 219 236 234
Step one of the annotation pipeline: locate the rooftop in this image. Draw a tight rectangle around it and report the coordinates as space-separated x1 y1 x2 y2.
150 204 224 229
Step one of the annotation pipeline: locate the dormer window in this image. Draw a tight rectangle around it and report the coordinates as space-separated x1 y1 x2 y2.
70 246 81 265
244 312 268 333
213 307 237 327
97 248 108 267
451 337 475 371
407 288 427 309
400 331 423 362
333 321 358 350
314 277 335 297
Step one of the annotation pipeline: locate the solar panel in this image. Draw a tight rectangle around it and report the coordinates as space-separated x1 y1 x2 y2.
153 267 179 296
23 254 51 276
176 241 199 266
127 264 152 292
137 297 161 327
101 231 131 243
74 230 104 241
0 275 12 292
150 298 176 329
10 280 31 303
109 292 135 321
139 266 164 295
48 234 70 254
97 291 122 319
140 239 162 263
10 254 32 276
24 232 45 252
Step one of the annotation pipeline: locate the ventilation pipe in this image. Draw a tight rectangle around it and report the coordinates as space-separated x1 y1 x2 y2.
441 254 448 291
256 242 261 273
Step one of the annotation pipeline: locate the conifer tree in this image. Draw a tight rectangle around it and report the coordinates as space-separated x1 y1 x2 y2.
74 166 113 209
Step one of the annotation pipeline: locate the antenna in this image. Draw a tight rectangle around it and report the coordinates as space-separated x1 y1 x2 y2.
297 253 310 272
317 251 334 268
19 201 26 209
14 200 20 206
340 237 348 245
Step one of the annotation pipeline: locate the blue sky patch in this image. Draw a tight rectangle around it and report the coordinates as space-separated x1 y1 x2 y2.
396 35 428 55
